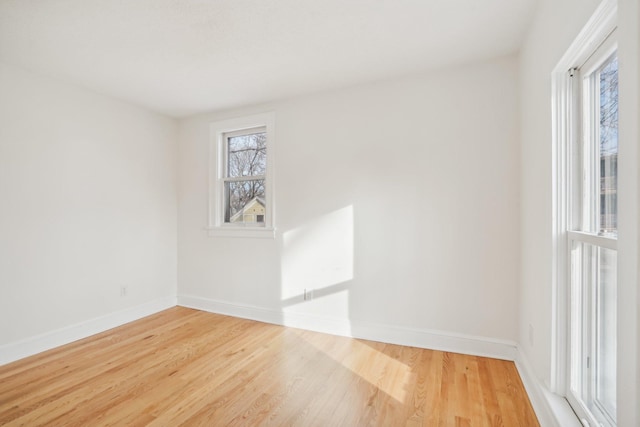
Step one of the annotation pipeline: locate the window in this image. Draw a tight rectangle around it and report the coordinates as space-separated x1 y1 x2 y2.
553 3 617 425
209 113 275 238
567 45 618 427
223 127 266 224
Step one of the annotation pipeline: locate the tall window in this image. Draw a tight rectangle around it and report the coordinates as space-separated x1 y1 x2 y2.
209 113 275 238
557 21 618 426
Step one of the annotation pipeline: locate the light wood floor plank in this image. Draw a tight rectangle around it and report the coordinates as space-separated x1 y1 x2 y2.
0 307 539 426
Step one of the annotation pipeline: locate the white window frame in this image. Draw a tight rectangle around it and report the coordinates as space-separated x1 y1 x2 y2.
552 0 617 426
208 112 276 238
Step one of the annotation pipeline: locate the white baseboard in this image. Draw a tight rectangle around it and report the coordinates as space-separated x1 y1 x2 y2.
514 350 582 427
0 296 177 366
177 294 518 361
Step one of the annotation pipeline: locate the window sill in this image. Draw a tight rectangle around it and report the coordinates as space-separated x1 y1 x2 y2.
206 226 276 239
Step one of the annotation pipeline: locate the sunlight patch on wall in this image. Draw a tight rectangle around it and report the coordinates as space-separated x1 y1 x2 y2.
281 205 354 316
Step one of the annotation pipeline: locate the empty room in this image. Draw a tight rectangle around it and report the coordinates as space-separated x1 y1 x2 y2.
0 0 638 426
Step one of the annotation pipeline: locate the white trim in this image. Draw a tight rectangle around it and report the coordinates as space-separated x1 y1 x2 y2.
553 0 617 73
351 321 516 361
515 349 583 427
551 0 617 396
208 112 276 239
0 296 177 366
177 294 517 361
567 230 618 250
551 61 573 395
205 226 276 239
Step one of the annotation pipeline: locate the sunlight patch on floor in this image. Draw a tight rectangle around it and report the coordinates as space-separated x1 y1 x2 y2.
294 329 413 404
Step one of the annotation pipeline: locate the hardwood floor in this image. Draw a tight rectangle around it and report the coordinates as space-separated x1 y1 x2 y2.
0 307 539 426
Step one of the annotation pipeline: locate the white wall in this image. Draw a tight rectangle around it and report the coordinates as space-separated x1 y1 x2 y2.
178 56 520 347
518 0 601 390
617 0 639 425
519 0 639 425
0 63 178 347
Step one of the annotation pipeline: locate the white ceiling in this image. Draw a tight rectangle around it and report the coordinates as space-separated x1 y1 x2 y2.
0 0 537 118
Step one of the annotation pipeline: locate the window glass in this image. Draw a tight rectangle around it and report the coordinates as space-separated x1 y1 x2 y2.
596 247 616 423
224 179 266 225
227 131 267 178
599 56 618 236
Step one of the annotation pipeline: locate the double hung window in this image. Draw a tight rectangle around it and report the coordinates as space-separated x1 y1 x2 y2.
209 113 275 238
568 45 618 426
556 15 618 426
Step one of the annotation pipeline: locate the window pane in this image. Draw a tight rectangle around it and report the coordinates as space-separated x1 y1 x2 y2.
596 247 616 423
569 240 617 426
227 132 266 178
224 179 266 225
569 241 590 397
599 56 618 236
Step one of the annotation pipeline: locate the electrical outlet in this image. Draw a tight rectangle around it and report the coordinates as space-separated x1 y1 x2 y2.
303 288 314 301
120 286 128 297
528 324 534 347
